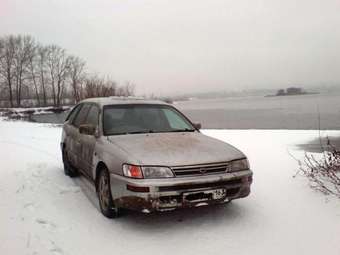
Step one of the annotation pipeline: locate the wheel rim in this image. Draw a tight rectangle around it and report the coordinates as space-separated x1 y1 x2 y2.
99 172 111 211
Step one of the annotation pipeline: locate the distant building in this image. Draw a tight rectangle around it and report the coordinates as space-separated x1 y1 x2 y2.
268 87 318 97
275 87 305 96
276 89 285 96
286 87 303 95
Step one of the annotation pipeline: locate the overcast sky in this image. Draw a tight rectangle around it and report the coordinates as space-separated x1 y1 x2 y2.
1 0 340 95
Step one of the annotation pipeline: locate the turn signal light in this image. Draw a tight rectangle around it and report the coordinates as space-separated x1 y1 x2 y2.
122 164 143 179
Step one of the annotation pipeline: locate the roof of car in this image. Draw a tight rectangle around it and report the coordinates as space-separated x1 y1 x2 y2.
80 97 169 107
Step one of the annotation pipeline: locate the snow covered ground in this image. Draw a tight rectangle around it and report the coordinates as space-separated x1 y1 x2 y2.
0 118 339 255
0 106 71 119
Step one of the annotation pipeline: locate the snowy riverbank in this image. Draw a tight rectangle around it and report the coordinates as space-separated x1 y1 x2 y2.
0 119 339 255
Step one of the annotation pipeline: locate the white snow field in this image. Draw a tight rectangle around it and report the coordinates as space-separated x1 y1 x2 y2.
0 118 339 255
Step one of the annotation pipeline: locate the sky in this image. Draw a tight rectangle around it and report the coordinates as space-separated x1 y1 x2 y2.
1 0 340 95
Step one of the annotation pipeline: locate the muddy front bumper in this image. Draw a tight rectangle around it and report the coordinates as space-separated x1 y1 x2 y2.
110 170 253 213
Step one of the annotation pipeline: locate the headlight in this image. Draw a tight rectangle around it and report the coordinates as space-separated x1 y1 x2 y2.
229 159 249 172
122 164 174 179
141 166 174 178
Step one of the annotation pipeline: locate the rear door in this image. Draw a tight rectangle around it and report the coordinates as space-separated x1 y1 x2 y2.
63 103 83 154
68 103 92 169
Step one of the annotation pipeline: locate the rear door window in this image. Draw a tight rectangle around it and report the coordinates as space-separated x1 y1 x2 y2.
66 104 83 123
73 104 91 128
85 105 100 127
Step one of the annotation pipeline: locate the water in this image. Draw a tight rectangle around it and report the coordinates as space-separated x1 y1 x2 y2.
30 92 340 130
175 92 340 129
31 112 68 124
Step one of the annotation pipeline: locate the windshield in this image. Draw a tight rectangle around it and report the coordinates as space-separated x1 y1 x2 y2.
103 104 195 136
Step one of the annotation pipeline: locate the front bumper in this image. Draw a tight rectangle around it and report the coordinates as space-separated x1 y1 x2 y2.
110 170 253 212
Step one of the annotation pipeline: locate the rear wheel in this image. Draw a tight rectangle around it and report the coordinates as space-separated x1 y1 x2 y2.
62 149 78 177
97 168 120 218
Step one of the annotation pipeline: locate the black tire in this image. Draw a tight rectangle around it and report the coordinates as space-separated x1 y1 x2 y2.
97 167 120 218
62 149 78 177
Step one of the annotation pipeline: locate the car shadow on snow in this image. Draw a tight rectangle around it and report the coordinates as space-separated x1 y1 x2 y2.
119 202 248 232
71 176 100 211
72 175 250 232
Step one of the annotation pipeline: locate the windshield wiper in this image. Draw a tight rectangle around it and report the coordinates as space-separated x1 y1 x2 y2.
106 130 153 136
108 129 195 136
169 128 195 132
126 130 155 134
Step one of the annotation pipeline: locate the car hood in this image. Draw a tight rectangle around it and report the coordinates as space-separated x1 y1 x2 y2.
107 132 245 166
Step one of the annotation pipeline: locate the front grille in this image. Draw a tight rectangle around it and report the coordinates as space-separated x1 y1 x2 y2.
171 162 229 177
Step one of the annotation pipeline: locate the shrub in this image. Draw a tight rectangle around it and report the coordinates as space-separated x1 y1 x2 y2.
297 138 340 198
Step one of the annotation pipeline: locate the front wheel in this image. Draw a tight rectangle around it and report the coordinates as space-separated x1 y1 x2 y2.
97 168 120 218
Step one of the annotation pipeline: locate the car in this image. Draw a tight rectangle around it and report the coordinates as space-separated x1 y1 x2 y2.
61 97 253 218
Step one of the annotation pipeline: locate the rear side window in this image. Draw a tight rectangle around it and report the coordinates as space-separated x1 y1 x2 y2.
65 104 82 123
73 104 91 128
85 105 100 127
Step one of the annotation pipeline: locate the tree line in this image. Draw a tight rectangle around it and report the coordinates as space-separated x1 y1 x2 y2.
0 34 135 108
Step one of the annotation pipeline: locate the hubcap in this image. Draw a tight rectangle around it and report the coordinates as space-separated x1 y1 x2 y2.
99 173 110 210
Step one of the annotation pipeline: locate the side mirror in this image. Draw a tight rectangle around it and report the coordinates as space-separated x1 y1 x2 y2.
193 122 202 130
79 124 96 136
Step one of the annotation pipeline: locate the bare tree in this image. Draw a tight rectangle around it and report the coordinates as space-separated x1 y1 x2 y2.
12 35 35 107
83 75 104 98
68 55 85 103
101 76 117 97
37 46 48 106
116 81 135 97
46 45 70 107
0 36 16 107
82 75 120 99
0 34 135 108
27 42 40 106
0 39 4 100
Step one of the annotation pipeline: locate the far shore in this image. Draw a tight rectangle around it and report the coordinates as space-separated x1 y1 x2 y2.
1 92 340 131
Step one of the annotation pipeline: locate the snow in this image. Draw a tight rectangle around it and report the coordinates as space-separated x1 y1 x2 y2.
0 106 71 120
0 106 70 113
0 118 339 255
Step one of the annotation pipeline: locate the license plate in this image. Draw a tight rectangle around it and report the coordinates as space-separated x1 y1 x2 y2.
212 188 227 200
183 188 227 202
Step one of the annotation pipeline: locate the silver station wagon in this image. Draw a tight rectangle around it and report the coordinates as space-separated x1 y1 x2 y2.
61 97 253 218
